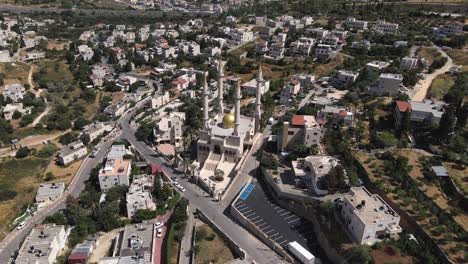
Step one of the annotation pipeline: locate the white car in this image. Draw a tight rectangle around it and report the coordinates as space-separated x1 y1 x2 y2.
17 222 26 230
178 186 185 192
155 221 164 228
157 228 163 238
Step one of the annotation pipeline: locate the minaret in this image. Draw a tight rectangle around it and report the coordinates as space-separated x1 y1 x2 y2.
203 72 209 129
255 64 263 133
233 80 242 137
217 60 225 114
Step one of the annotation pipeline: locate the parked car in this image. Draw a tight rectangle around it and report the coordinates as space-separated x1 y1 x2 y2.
155 221 164 228
17 222 26 230
157 228 163 238
178 186 185 192
171 176 177 181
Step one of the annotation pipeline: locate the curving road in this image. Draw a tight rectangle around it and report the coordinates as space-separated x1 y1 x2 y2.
0 96 286 263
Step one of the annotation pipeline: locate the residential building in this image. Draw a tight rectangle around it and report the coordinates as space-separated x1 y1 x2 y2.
439 21 464 36
57 141 88 166
21 51 46 62
241 78 270 95
77 45 94 61
0 49 10 62
315 44 336 60
227 28 254 46
370 73 403 96
107 144 132 160
373 20 399 35
154 112 185 147
100 222 154 264
151 91 170 109
98 158 132 192
81 122 114 142
126 174 156 218
336 70 359 83
394 100 445 128
2 103 31 120
3 83 25 102
366 61 390 71
255 39 269 55
302 155 339 195
35 182 65 203
15 224 69 264
340 187 402 245
290 37 316 56
351 40 371 50
280 79 301 103
400 56 420 70
68 240 96 264
278 115 324 151
317 105 354 127
345 17 368 30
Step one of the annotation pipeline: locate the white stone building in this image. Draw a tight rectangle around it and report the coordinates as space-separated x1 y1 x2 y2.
126 175 156 218
16 224 69 264
57 141 88 166
278 115 324 151
98 158 132 192
3 83 25 102
373 20 399 35
341 187 402 245
154 112 185 147
371 73 403 96
35 182 65 203
336 70 359 83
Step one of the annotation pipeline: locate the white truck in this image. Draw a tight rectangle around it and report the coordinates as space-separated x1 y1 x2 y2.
287 241 315 264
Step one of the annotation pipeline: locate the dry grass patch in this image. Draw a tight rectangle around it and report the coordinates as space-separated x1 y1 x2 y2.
428 74 455 99
447 49 468 72
47 40 70 51
314 53 344 77
194 224 235 264
417 47 442 65
0 62 31 86
0 157 49 239
443 161 468 196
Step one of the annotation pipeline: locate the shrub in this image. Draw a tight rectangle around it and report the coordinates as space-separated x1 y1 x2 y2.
15 147 30 158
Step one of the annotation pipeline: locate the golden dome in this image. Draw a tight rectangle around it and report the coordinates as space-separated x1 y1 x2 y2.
223 113 235 128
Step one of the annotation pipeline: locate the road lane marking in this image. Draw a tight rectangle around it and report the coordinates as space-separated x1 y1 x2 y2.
280 211 290 216
288 218 300 224
258 222 268 228
265 229 276 235
284 214 296 220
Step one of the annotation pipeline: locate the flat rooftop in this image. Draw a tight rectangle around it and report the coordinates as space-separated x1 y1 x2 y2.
36 182 65 197
100 159 131 176
344 187 399 224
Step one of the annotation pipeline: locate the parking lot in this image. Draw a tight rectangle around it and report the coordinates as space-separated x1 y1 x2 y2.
233 180 326 260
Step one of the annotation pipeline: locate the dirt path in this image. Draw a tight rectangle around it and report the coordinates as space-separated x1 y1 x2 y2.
411 45 454 102
0 130 70 157
27 64 51 126
88 228 124 263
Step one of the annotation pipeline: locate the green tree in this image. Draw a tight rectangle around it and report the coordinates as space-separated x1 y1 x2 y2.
347 245 373 264
15 147 30 159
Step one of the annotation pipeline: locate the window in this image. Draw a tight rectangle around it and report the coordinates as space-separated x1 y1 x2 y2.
288 131 294 135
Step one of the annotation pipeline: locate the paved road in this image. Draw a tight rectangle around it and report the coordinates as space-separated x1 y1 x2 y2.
118 108 287 264
0 139 113 262
178 205 195 264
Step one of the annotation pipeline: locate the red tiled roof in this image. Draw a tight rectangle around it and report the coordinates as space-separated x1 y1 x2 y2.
291 115 305 126
396 100 411 112
339 109 348 117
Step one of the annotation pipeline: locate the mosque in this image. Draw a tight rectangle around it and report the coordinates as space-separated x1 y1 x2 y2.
196 61 264 196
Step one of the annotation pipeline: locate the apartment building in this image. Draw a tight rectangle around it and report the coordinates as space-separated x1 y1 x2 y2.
340 187 402 245
370 73 403 96
98 158 132 192
278 115 324 151
154 112 186 147
16 224 69 264
126 175 156 218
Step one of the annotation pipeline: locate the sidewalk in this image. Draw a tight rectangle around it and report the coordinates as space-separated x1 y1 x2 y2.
178 205 195 264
